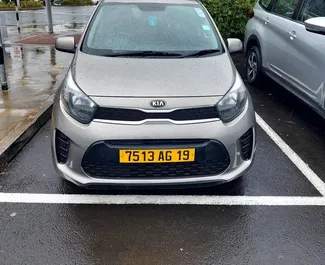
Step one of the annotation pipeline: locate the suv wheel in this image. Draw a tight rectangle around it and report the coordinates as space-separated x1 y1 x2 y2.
246 46 262 85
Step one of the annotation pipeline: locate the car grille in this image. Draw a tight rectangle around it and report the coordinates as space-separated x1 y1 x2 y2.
105 139 208 147
55 130 70 164
93 106 219 122
81 140 230 179
240 128 254 160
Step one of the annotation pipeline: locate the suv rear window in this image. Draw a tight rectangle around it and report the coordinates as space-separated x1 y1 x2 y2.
272 0 299 18
260 0 272 10
299 0 325 21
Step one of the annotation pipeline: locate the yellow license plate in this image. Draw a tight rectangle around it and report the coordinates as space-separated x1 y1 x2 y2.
119 149 195 163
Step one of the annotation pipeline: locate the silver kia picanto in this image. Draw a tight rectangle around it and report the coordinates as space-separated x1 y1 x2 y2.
52 0 256 187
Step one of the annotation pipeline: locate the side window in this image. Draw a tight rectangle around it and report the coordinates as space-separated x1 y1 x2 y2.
298 0 325 22
272 0 299 18
260 0 272 10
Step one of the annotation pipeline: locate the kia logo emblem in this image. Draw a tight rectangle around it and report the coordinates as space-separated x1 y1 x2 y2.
150 100 167 108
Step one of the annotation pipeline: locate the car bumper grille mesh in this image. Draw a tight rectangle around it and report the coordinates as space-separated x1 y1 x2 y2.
81 139 230 179
93 106 219 122
55 130 70 164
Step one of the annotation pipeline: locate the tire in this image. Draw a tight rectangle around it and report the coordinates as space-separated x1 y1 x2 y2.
246 46 263 85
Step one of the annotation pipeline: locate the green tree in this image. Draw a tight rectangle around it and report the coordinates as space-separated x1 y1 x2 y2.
202 0 256 40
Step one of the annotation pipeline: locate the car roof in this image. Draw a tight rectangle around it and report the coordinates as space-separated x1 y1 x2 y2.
103 0 199 4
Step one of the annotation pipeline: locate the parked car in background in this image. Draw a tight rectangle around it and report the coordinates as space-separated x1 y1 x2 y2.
244 0 325 117
52 0 256 187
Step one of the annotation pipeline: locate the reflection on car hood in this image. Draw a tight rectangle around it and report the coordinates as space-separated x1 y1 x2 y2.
73 52 236 97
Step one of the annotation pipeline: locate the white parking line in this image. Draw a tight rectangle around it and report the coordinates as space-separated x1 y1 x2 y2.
256 113 325 196
0 193 325 205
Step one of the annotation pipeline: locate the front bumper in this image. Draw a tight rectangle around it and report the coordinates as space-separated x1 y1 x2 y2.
51 98 256 187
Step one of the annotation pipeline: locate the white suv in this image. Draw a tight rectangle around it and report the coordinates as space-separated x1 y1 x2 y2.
244 0 325 117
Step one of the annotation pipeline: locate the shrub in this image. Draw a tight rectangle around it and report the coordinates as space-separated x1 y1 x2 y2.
60 0 93 6
0 2 15 9
202 0 256 40
20 1 43 8
0 1 42 9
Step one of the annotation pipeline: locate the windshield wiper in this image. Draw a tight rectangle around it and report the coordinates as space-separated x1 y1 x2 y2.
182 49 221 58
106 51 183 57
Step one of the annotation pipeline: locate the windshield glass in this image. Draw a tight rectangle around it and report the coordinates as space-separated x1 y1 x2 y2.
81 2 222 57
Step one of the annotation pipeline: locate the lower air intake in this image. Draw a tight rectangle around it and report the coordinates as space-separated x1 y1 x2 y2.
240 128 254 160
81 140 230 179
55 130 70 164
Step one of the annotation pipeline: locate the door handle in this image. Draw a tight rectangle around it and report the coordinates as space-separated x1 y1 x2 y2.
264 17 269 25
287 30 297 40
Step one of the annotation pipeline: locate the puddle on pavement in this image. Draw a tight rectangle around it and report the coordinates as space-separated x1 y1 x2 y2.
5 23 86 43
19 23 86 33
0 45 73 109
0 8 90 144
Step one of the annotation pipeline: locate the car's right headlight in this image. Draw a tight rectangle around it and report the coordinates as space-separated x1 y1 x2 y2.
60 71 98 124
216 73 248 123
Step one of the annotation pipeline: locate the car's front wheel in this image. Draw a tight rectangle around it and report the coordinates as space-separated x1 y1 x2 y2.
246 46 262 85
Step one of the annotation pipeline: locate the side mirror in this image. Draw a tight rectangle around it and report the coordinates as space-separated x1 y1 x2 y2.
305 17 325 35
227 38 243 54
55 36 76 53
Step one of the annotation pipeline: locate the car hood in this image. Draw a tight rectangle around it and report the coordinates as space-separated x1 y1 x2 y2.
73 52 236 97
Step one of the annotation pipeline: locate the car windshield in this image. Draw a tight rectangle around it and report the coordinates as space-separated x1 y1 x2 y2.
81 2 222 57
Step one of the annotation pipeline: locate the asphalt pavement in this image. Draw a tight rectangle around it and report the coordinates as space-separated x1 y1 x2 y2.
2 7 325 265
1 55 325 264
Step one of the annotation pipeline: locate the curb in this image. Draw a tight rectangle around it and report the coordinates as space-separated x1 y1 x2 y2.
0 7 44 11
15 33 82 45
0 97 54 172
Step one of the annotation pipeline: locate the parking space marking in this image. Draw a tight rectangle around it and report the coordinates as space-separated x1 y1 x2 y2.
1 193 325 205
256 113 325 196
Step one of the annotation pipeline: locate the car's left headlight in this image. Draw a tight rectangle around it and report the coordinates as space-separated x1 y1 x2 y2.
216 73 248 123
60 71 98 124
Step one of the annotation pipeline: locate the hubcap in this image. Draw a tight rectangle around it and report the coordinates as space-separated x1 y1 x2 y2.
248 51 258 81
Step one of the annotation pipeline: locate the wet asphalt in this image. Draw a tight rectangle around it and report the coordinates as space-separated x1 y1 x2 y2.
1 204 325 265
1 6 94 26
2 8 325 265
1 56 325 264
